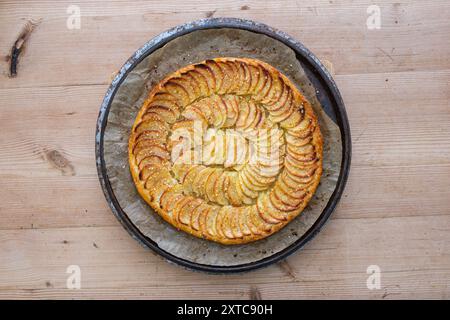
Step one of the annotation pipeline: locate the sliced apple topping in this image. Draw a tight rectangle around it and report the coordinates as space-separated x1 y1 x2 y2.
205 60 224 94
129 57 322 244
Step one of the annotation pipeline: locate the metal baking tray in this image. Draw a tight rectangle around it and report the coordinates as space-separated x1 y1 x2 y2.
95 18 351 273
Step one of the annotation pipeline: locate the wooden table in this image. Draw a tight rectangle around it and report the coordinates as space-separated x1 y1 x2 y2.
1 0 449 299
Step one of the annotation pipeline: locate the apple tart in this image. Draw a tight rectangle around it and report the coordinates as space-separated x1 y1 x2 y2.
129 57 323 245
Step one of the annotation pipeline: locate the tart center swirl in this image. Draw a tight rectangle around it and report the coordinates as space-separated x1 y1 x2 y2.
129 57 323 245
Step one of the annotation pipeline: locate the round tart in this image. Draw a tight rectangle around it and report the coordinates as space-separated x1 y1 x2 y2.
129 57 323 245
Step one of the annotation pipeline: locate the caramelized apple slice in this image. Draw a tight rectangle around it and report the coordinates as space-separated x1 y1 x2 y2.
190 202 209 231
225 172 249 205
256 192 284 224
230 207 244 239
261 73 282 105
135 145 170 165
236 61 252 95
237 207 252 237
204 168 221 203
222 95 239 127
269 188 298 212
218 206 235 239
205 60 224 94
160 188 184 214
194 63 216 93
248 205 275 233
138 154 168 171
192 167 215 198
134 118 169 136
265 85 289 111
216 61 234 94
178 197 203 226
185 70 211 98
163 81 190 106
205 206 220 238
238 172 259 199
247 64 261 94
210 95 227 128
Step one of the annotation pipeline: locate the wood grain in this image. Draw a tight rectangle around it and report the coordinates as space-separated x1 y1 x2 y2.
0 0 449 299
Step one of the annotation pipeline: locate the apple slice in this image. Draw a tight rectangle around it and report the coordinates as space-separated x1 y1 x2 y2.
222 95 239 128
185 69 211 98
252 65 269 98
146 106 180 124
181 165 204 193
276 177 309 200
241 207 262 236
269 95 295 123
192 167 214 198
225 173 246 205
172 196 194 225
194 64 216 93
138 154 168 170
238 172 259 199
237 207 252 237
262 189 291 221
134 118 169 136
214 207 226 239
247 64 261 94
190 202 206 231
269 189 297 212
248 205 274 233
229 207 244 239
139 163 163 182
182 105 208 128
239 100 257 132
178 197 203 226
273 182 306 205
287 113 314 136
135 129 168 142
135 145 170 165
216 61 233 94
234 177 255 205
236 61 252 95
209 95 227 128
206 202 220 237
261 73 282 105
160 189 184 214
256 192 284 223
224 61 241 93
280 108 303 129
150 174 177 199
163 80 191 107
144 168 172 191
205 60 224 94
148 96 180 111
170 77 198 102
204 168 222 203
133 139 167 155
180 72 202 98
265 85 289 111
235 99 250 130
214 171 230 206
213 130 226 164
218 206 235 239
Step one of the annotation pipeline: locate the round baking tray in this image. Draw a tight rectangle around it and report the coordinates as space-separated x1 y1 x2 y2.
95 17 351 273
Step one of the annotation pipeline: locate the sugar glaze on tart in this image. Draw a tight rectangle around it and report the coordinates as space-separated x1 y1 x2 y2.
129 57 323 245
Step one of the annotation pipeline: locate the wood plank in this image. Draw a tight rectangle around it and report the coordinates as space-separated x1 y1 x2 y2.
0 70 449 229
0 215 449 299
1 0 449 89
0 0 449 300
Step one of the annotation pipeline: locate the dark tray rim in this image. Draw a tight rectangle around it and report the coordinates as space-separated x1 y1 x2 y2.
95 17 352 273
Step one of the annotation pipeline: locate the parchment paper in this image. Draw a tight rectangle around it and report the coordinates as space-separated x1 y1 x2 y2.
103 28 342 266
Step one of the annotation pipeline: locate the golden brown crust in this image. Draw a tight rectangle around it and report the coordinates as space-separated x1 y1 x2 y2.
129 57 323 245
